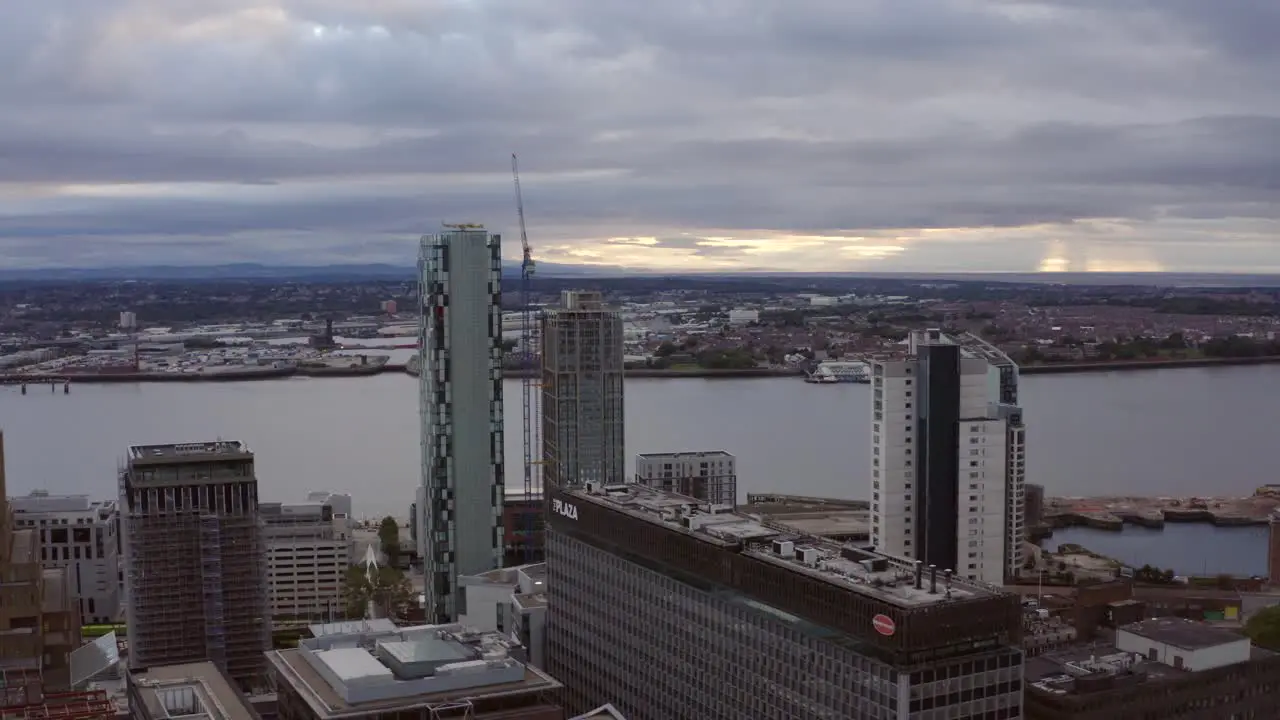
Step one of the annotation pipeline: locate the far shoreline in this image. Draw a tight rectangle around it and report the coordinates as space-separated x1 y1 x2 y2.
3 354 1279 385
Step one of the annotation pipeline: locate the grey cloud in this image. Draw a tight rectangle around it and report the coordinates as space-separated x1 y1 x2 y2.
0 0 1279 270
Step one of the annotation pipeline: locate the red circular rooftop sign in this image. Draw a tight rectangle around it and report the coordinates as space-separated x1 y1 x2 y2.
872 614 896 637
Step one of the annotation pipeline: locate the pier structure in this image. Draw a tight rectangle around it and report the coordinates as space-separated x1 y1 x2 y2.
1 376 70 394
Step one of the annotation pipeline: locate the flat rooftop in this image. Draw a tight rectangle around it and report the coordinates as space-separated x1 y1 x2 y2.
1027 637 1274 698
910 329 1016 367
130 661 258 720
512 592 548 610
1027 641 1188 696
1120 617 1248 650
267 624 560 718
565 483 998 608
636 450 733 459
741 497 871 539
127 441 253 466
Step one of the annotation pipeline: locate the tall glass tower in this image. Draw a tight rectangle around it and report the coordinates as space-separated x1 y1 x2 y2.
540 291 626 489
416 226 504 624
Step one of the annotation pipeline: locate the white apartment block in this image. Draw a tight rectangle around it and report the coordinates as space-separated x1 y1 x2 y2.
634 451 738 507
9 491 122 624
261 499 353 623
870 329 1026 585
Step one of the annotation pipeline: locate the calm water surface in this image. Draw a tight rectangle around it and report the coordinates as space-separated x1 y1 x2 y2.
1043 525 1269 578
1 365 1277 525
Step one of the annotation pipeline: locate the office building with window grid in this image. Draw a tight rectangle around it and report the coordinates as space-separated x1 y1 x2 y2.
545 482 1025 719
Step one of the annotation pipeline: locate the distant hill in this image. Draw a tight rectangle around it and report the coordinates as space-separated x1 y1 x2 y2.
0 262 617 282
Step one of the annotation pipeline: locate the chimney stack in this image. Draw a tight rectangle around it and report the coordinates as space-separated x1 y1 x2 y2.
929 565 938 594
914 561 923 590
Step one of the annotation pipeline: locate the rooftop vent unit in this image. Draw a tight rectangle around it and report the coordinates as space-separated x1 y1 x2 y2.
795 547 818 566
859 558 889 573
773 540 794 557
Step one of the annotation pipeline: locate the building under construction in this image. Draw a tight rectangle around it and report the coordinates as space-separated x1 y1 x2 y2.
119 442 270 690
540 291 626 488
0 432 81 693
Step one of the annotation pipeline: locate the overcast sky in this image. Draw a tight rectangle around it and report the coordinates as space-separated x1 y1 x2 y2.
3 1 1279 272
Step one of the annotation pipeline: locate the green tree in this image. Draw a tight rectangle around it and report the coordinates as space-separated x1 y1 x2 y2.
378 516 401 565
344 565 416 620
1245 606 1280 650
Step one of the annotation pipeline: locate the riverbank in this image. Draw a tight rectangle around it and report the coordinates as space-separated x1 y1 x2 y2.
0 362 401 384
6 353 1280 385
1019 355 1280 374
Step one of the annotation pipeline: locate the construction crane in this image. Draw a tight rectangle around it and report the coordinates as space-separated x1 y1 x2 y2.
512 154 540 564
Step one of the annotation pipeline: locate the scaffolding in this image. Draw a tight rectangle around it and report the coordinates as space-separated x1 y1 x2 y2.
200 515 226 668
120 446 269 689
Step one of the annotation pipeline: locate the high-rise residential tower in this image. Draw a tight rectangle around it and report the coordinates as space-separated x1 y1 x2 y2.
415 226 505 624
540 291 625 488
870 330 1026 585
119 441 270 689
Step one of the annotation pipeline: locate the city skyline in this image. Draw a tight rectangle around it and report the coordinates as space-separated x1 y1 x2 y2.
1 2 1279 273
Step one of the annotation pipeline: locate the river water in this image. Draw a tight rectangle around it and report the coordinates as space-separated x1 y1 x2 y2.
1 363 1277 571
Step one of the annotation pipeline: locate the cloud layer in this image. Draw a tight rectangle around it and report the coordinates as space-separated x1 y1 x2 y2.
2 0 1279 271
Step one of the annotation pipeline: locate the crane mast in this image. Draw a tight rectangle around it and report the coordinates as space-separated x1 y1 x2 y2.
512 154 540 564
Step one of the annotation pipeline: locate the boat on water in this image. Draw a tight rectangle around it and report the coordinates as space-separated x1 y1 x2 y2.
805 361 871 384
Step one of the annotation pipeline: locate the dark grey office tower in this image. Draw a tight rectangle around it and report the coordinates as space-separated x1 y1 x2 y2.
120 442 270 689
540 291 625 488
545 483 1025 719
